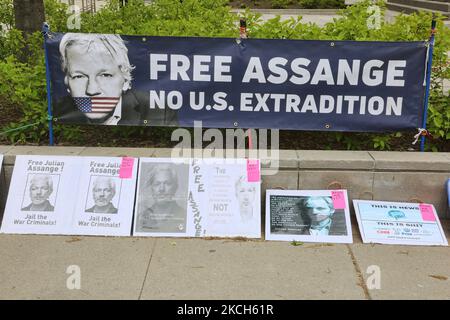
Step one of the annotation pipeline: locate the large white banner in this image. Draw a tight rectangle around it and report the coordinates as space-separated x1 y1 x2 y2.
353 200 448 246
0 155 137 236
133 158 261 238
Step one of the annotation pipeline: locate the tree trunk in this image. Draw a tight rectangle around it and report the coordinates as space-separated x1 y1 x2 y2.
13 0 45 35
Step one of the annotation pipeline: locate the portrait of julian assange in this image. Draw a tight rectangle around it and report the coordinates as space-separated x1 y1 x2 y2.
21 174 55 212
136 163 188 233
85 176 119 214
53 33 178 126
295 196 347 236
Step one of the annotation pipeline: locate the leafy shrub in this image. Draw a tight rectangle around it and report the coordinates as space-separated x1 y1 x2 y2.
0 0 448 150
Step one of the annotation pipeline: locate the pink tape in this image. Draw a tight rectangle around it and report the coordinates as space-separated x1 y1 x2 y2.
331 190 346 209
247 159 260 182
119 157 134 179
419 204 436 222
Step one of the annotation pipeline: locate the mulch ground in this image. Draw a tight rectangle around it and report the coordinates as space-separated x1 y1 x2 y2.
1 122 447 152
0 97 448 151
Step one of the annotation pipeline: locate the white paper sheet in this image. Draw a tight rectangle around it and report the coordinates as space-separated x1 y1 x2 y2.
1 155 79 234
265 189 353 243
70 157 138 236
133 158 261 238
353 200 448 246
0 155 137 236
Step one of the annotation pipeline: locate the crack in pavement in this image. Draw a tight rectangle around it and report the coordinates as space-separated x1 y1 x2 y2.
346 244 372 300
138 239 158 300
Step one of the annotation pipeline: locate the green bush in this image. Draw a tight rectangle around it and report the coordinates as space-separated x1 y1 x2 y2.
0 0 448 150
0 0 13 30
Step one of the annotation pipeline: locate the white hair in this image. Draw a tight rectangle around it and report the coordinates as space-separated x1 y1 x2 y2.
235 175 256 196
30 175 53 193
59 33 135 90
145 164 178 192
93 176 116 194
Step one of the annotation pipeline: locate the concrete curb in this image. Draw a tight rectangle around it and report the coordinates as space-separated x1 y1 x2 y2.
0 146 449 218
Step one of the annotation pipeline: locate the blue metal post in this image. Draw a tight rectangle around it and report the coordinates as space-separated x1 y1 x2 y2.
42 22 54 146
420 18 437 152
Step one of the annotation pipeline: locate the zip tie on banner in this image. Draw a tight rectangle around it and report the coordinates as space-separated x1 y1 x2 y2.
42 22 54 39
42 22 49 37
412 128 431 145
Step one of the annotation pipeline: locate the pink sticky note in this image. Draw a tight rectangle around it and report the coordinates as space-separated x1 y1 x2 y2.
119 157 134 179
419 204 436 222
331 190 346 209
247 159 260 182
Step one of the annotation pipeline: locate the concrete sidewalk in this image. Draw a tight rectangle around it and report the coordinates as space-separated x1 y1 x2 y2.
1 218 449 300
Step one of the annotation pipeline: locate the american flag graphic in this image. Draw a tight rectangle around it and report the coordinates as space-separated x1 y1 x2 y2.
74 97 120 113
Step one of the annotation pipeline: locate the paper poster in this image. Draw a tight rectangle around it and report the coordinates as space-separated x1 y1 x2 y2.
70 157 138 236
202 158 261 238
134 158 190 237
0 155 80 235
133 158 261 238
353 200 448 246
265 189 353 243
0 155 138 236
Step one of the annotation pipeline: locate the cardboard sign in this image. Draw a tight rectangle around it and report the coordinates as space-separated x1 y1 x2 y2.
353 200 447 246
265 189 352 243
0 156 137 236
133 158 261 238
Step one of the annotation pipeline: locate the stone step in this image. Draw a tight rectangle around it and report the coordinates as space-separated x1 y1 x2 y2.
390 0 450 11
387 2 450 18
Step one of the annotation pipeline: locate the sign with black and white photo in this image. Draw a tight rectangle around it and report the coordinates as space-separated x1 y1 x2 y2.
0 155 137 236
265 189 352 243
0 156 77 234
70 157 138 236
353 200 448 246
133 158 261 238
201 158 261 238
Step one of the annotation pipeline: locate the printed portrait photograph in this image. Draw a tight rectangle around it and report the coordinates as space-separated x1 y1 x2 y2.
136 162 189 233
21 174 60 212
84 176 122 214
270 195 347 236
52 33 178 126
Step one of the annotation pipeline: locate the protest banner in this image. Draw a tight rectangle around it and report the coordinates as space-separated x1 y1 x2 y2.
44 33 427 132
